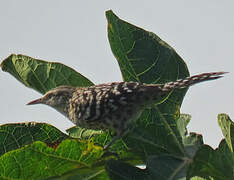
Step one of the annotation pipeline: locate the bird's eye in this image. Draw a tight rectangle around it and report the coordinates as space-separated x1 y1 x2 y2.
46 94 53 99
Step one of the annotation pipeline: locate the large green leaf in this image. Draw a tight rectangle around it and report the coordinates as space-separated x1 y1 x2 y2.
0 140 104 180
146 155 188 180
0 122 69 156
105 159 148 180
105 113 204 180
1 54 93 94
187 114 234 179
106 9 190 158
187 140 234 180
51 167 108 180
143 116 203 180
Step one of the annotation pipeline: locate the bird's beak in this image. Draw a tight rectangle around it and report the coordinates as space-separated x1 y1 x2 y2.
27 98 43 105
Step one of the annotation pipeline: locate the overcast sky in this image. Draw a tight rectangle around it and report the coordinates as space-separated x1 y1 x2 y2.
1 1 233 148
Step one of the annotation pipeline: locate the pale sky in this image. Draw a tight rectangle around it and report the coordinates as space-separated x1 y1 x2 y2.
1 0 233 148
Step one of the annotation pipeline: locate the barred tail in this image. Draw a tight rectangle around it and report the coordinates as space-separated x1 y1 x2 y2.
161 72 227 92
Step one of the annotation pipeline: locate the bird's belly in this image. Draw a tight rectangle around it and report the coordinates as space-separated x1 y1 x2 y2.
70 105 144 132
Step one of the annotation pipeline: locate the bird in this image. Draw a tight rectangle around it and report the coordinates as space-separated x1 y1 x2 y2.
27 72 227 149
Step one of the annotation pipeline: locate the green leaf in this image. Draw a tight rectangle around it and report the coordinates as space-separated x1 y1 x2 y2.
218 113 234 152
177 114 203 158
66 126 103 139
142 116 203 180
0 140 104 180
101 113 204 179
67 127 143 168
187 140 234 180
190 177 212 180
177 114 191 138
105 154 192 180
0 122 69 156
146 155 188 180
1 54 93 94
183 133 203 158
106 10 189 83
51 167 108 180
106 10 189 157
105 10 208 180
105 159 148 180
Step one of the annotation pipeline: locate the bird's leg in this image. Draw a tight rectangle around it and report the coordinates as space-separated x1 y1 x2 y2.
104 122 137 150
104 129 127 150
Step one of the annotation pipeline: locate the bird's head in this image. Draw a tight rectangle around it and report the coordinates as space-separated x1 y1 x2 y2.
27 86 75 116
